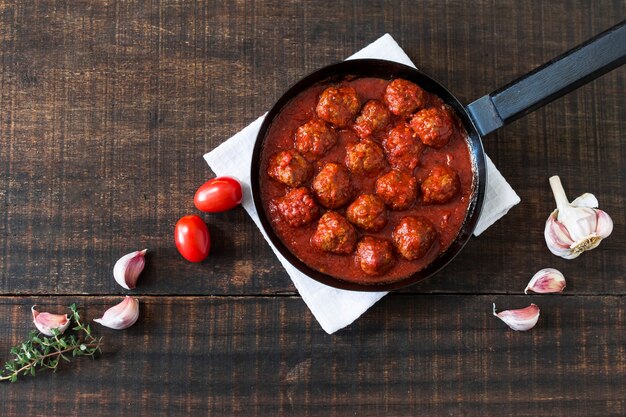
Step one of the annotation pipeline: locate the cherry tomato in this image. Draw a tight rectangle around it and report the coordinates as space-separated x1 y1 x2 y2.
194 177 243 213
174 215 210 262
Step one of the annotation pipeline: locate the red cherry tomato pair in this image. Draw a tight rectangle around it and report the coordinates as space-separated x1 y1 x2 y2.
175 177 242 262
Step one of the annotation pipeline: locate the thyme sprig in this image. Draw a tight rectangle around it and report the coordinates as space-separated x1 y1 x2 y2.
0 304 103 382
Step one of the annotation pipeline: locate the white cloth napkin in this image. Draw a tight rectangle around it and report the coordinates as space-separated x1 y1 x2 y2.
204 34 520 334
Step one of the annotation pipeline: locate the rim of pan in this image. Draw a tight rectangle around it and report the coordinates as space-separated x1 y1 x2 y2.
250 59 486 291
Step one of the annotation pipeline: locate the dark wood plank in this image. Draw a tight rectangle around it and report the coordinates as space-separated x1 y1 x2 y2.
1 2 625 416
0 0 624 295
0 295 625 416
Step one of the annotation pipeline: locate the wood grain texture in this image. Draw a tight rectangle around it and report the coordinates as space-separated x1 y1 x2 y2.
0 1 625 415
0 0 623 295
0 295 625 416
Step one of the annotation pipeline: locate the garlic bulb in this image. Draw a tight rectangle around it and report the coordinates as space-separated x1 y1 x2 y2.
31 306 70 336
544 176 613 259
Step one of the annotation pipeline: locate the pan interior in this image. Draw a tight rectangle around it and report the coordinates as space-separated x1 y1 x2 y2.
251 59 486 291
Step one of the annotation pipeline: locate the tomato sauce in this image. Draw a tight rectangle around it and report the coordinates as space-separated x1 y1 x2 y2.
259 77 474 285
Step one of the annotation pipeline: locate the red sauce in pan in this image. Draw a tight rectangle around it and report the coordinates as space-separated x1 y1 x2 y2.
259 77 473 285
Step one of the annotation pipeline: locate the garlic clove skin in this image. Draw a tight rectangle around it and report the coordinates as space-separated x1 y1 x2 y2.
544 211 578 259
525 268 566 294
571 193 598 208
544 176 613 259
94 296 139 330
493 303 540 331
31 306 70 337
113 249 147 290
595 210 614 239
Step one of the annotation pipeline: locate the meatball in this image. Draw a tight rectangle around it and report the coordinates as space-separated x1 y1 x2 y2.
312 163 352 209
267 150 313 187
344 139 386 175
410 106 454 149
421 165 461 204
346 194 387 232
353 99 391 138
392 216 437 261
294 119 337 160
316 86 361 128
272 187 320 227
382 123 423 171
383 78 426 116
310 211 358 254
375 170 418 210
356 236 396 275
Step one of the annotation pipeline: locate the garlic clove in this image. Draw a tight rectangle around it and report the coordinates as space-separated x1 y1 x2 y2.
493 303 540 331
113 249 147 290
31 306 70 336
559 205 597 243
595 209 614 238
544 176 613 259
94 296 139 330
525 268 566 294
544 212 578 259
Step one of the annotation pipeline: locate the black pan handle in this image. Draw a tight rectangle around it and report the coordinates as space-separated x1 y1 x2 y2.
466 20 626 136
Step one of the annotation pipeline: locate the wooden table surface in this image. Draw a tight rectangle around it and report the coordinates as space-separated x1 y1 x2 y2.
1 1 624 415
